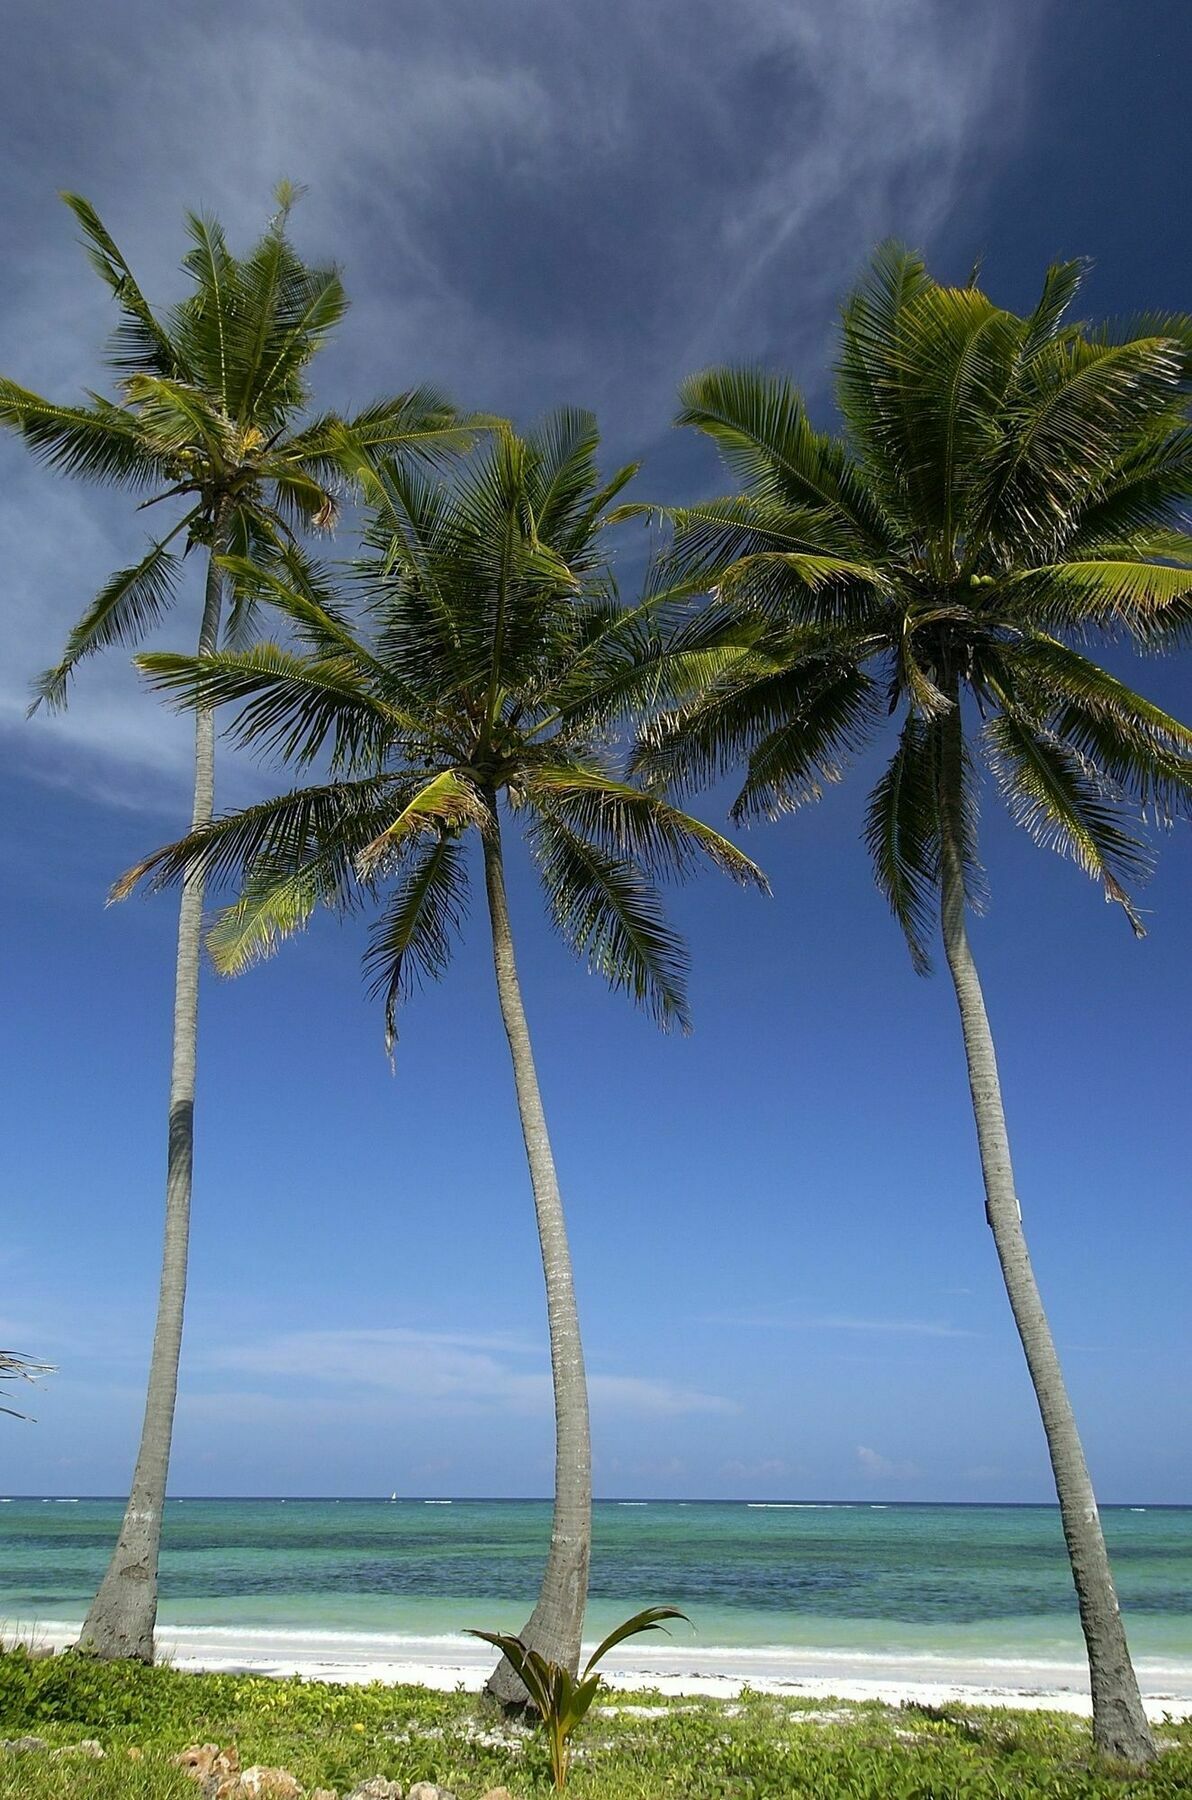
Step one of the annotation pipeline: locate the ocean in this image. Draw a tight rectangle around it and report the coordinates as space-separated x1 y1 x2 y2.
2 1497 1190 1677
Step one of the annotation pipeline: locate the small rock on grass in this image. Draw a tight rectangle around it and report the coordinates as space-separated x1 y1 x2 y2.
480 1789 517 1799
309 1790 340 1800
176 1744 241 1780
1 1737 48 1755
407 1785 456 1800
50 1740 104 1759
347 1780 404 1800
219 1770 304 1800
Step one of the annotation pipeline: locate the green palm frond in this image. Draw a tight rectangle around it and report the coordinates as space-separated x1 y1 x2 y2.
524 766 767 888
32 511 200 709
531 811 691 1029
1011 558 1192 638
677 365 888 550
136 644 424 771
363 834 470 1048
1018 259 1087 361
206 843 359 976
111 776 399 900
974 335 1187 559
984 702 1150 932
731 662 881 822
62 192 183 380
0 381 165 488
863 714 941 973
354 771 491 878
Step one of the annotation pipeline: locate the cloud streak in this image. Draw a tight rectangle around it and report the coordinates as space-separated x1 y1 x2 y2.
0 0 1035 790
200 1324 735 1419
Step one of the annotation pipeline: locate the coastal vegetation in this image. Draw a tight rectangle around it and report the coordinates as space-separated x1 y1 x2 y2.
2 1650 1191 1800
3 193 1190 1780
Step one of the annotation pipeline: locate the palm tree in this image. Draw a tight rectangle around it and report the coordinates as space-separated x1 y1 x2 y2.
114 412 766 1700
637 249 1192 1763
0 186 465 1661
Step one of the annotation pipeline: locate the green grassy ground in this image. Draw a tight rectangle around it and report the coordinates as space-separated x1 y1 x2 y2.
2 1649 1190 1798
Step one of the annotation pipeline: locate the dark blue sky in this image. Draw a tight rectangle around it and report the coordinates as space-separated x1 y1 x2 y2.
2 0 1190 1502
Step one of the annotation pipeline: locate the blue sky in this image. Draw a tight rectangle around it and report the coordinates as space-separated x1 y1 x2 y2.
1 0 1190 1504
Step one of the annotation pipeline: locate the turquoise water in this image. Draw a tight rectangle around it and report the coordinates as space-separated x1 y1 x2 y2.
1 1499 1189 1664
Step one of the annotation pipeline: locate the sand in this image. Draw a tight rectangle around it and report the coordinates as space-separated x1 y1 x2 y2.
22 1623 1192 1722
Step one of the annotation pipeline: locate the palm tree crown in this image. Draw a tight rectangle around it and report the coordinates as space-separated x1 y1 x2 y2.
1 184 460 707
121 410 765 1027
641 247 1192 962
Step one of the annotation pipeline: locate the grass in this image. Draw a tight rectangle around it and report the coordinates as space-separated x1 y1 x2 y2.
1 1648 1191 1798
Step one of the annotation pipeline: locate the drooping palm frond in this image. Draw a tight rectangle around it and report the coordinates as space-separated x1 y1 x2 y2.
32 509 201 709
364 832 471 1048
529 811 691 1029
644 246 1192 969
983 702 1151 933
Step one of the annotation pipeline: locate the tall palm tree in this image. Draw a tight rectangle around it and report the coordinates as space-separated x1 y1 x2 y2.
0 186 465 1661
114 413 766 1700
637 249 1192 1764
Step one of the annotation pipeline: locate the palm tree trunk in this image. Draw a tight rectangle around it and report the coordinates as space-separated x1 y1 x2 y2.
480 809 592 1706
936 695 1154 1764
80 527 227 1662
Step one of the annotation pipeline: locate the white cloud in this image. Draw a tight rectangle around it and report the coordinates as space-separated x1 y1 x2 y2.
857 1443 919 1482
709 1312 977 1338
0 0 1035 789
199 1324 734 1419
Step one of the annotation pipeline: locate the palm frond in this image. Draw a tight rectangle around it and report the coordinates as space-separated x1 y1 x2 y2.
363 833 470 1047
0 381 164 488
677 365 888 549
524 766 768 888
354 770 490 878
136 643 427 770
206 844 359 976
61 192 183 379
984 700 1150 932
111 776 399 900
731 662 881 822
530 811 691 1029
863 714 941 972
32 512 198 709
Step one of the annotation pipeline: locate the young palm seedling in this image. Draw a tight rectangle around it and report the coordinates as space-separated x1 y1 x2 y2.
467 1606 689 1789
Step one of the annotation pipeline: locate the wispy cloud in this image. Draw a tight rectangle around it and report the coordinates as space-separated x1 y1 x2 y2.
857 1444 919 1482
200 1324 735 1419
706 1313 978 1339
0 0 1035 792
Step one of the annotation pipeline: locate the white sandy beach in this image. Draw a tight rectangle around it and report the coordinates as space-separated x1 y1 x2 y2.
24 1623 1192 1723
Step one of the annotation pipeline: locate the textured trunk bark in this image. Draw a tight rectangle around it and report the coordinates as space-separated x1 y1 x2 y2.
80 527 226 1662
936 693 1154 1764
480 812 592 1706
